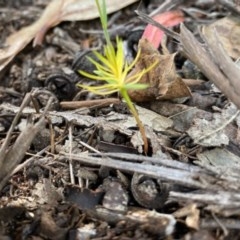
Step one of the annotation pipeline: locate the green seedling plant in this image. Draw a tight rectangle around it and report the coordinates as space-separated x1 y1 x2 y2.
78 0 158 153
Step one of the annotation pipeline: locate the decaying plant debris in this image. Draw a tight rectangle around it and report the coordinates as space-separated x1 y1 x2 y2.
1 0 240 239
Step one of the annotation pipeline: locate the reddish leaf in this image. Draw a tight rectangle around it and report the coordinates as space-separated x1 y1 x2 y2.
142 11 184 48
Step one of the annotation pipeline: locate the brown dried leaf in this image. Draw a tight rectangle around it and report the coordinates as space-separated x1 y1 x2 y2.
128 39 191 102
196 148 240 180
38 212 68 240
119 105 173 132
33 0 139 46
173 203 199 230
202 16 240 60
0 0 138 73
185 205 200 230
186 104 239 147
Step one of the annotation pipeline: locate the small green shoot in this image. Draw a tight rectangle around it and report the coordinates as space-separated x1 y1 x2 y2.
78 0 158 153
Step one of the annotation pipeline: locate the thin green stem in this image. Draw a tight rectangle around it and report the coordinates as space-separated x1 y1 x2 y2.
120 88 148 154
95 0 111 46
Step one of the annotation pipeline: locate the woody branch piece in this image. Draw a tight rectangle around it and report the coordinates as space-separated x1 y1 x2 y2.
0 94 53 191
179 24 240 109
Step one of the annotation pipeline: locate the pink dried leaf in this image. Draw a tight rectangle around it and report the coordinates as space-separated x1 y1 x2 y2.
142 10 184 48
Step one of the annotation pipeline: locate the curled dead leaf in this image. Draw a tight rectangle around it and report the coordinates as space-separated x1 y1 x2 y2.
128 39 191 102
201 16 240 60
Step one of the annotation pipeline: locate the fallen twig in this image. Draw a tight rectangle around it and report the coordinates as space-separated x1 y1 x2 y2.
0 93 54 191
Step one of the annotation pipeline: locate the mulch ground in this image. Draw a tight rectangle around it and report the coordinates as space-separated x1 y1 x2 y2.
1 0 240 239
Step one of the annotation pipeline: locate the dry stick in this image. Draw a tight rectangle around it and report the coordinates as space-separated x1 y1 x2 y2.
201 218 240 231
61 152 226 190
12 146 49 175
68 124 75 184
211 213 229 236
170 191 240 207
135 10 180 41
148 0 185 17
179 24 240 109
79 140 101 153
200 28 240 105
60 98 120 110
0 97 54 191
12 130 71 175
0 93 32 168
168 107 196 119
215 0 240 15
0 105 46 184
90 152 201 172
196 109 240 143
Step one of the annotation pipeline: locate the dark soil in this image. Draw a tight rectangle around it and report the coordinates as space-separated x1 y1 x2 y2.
0 1 240 240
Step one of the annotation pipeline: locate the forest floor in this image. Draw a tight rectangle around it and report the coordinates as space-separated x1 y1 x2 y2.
1 0 240 239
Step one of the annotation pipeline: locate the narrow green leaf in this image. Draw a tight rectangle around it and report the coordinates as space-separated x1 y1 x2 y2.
125 83 149 90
